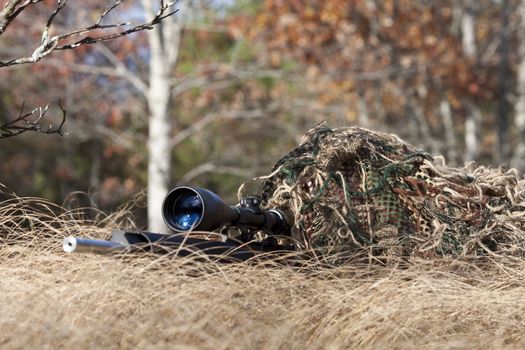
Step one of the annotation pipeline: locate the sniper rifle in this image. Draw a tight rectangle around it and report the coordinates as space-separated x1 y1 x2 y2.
63 186 294 261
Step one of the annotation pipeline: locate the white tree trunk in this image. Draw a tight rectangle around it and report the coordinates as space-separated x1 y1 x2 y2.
147 58 172 232
511 0 525 172
461 2 476 58
464 101 481 162
142 0 185 232
460 0 481 163
440 98 457 165
357 90 370 128
409 95 440 157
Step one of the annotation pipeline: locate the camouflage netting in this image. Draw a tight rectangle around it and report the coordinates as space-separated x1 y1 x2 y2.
247 124 525 264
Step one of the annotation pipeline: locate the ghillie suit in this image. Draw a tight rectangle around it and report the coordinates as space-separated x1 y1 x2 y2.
254 125 525 265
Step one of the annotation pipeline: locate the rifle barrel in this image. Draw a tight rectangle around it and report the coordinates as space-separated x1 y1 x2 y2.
63 236 125 254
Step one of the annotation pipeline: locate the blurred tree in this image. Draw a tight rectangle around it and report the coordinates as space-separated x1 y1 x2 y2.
233 0 523 170
0 0 291 227
2 0 525 229
458 0 481 162
142 0 184 231
0 0 176 138
511 0 525 171
496 0 513 163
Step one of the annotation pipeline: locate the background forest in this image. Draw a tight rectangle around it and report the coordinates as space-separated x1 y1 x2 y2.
1 0 525 230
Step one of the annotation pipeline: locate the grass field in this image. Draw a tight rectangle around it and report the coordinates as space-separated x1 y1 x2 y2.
1 195 525 349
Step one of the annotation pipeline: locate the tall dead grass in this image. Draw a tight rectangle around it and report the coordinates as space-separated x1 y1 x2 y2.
1 191 525 349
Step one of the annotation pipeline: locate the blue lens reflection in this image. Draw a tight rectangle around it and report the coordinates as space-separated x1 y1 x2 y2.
173 193 203 231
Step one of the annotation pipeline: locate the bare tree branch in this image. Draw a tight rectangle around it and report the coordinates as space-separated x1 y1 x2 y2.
96 43 149 95
177 162 254 185
0 0 179 68
170 104 278 149
0 0 43 35
0 100 67 139
172 67 286 97
0 0 180 140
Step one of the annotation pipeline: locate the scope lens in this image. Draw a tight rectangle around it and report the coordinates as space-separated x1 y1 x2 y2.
171 192 203 231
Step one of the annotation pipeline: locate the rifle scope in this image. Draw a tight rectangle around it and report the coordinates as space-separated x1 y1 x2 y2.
162 186 289 235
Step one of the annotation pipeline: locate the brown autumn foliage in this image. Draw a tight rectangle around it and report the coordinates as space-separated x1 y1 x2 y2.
2 0 524 216
232 0 518 163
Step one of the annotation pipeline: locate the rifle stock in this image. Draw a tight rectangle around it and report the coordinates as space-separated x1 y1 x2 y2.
63 230 288 262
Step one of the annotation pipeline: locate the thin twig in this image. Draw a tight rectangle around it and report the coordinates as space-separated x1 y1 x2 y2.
0 101 68 139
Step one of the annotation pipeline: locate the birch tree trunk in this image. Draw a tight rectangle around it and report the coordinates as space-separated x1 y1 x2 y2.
142 0 185 232
464 100 482 162
440 98 458 165
496 0 512 163
357 88 370 128
511 0 525 172
460 0 481 163
406 91 440 157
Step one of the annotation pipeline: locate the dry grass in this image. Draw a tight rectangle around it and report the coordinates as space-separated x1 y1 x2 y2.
2 193 525 349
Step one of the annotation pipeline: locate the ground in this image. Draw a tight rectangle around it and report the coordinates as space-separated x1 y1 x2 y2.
1 196 525 349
